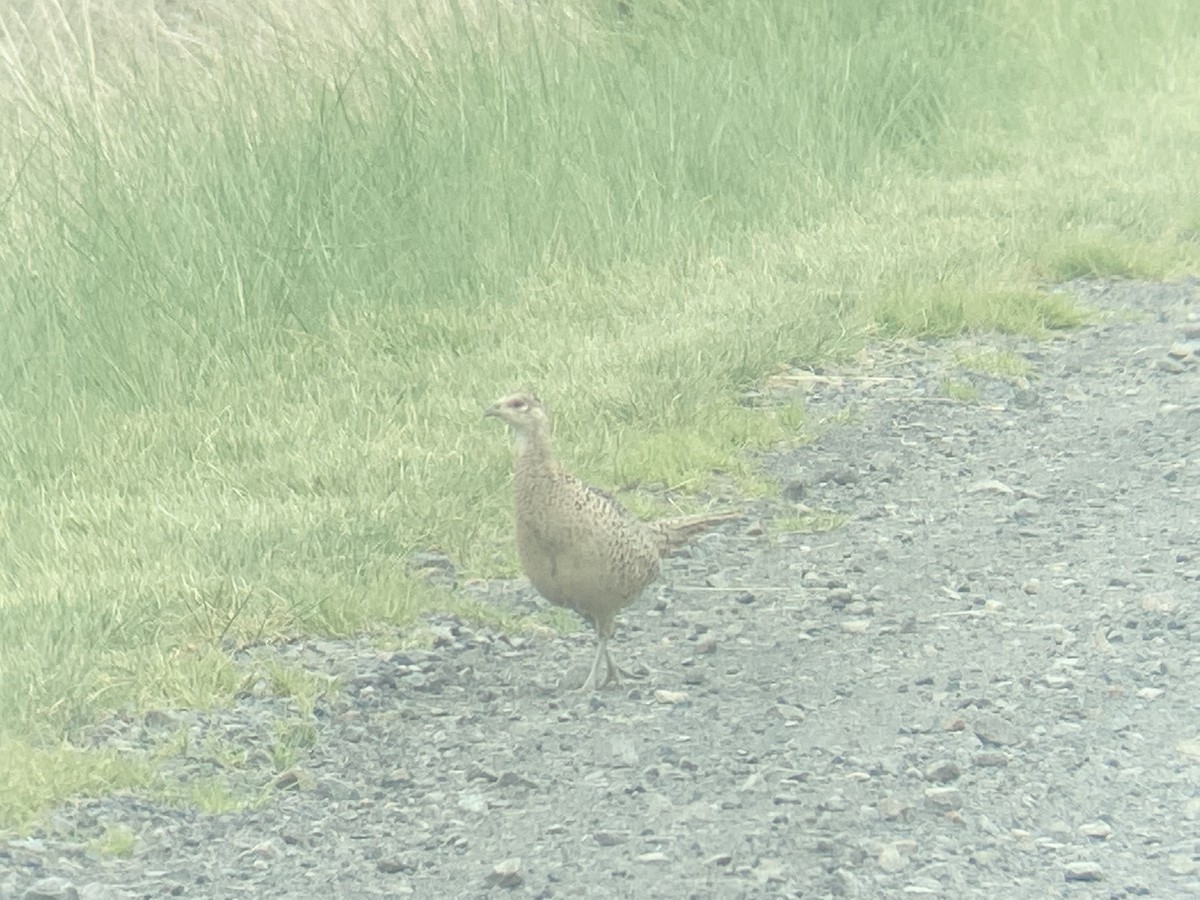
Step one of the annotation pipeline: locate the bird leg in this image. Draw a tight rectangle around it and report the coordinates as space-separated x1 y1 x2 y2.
580 636 611 692
579 635 642 691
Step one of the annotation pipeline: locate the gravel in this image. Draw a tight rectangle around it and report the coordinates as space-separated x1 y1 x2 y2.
4 278 1199 899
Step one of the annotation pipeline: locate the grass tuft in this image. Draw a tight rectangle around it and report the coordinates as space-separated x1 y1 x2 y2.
954 349 1035 380
89 824 137 858
871 286 1089 339
1039 235 1183 281
940 378 981 403
769 509 849 537
0 738 153 833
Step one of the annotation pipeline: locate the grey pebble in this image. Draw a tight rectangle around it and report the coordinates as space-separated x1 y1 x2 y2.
77 886 127 900
22 879 79 900
593 830 628 846
1166 343 1196 360
972 714 1024 747
484 857 523 888
1167 855 1198 876
923 787 963 810
923 760 961 783
1063 860 1104 882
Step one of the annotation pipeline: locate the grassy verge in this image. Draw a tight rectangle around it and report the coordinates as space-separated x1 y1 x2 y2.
1 0 1198 829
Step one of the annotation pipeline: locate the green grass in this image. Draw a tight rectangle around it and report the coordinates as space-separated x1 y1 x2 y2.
769 510 849 538
270 718 320 772
940 378 981 403
871 286 1089 339
89 824 137 858
1 0 1199 829
1039 234 1186 281
954 349 1035 380
0 738 153 829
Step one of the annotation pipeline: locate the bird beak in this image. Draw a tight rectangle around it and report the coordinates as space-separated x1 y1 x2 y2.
483 403 500 418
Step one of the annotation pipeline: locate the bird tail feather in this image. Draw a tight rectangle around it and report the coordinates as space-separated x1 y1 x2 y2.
650 511 740 555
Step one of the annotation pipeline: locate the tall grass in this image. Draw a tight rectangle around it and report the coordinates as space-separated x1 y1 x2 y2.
1 0 1198 827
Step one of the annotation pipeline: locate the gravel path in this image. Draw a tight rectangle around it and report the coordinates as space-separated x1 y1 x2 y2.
4 278 1199 899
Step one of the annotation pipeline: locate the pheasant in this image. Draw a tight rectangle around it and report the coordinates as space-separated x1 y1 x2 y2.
485 392 739 690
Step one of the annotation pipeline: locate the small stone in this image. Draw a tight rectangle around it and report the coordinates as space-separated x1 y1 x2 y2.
457 792 488 813
314 777 355 801
636 851 669 863
1078 821 1113 840
972 751 1008 768
593 830 628 846
609 736 640 766
877 797 910 820
1140 591 1179 612
924 787 962 810
739 772 766 792
902 878 942 895
840 619 870 634
467 765 499 783
752 858 786 884
971 849 999 866
1063 861 1103 882
411 550 457 588
1022 578 1040 594
821 792 850 812
485 858 523 888
827 587 853 605
967 479 1014 494
1011 497 1039 520
878 843 907 872
1176 738 1200 761
272 769 301 791
772 792 806 805
1167 343 1193 359
77 887 126 900
377 859 413 874
496 771 537 789
973 714 1023 747
1167 855 1198 876
22 879 79 900
923 760 961 783
1136 687 1164 701
654 689 688 705
695 636 718 654
781 480 806 502
776 704 806 722
240 840 281 861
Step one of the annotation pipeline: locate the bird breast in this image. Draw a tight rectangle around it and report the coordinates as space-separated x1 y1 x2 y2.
513 469 660 614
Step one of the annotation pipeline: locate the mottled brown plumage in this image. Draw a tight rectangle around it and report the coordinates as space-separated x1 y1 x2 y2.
485 392 739 690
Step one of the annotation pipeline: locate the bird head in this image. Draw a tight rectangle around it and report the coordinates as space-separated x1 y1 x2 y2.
484 392 551 436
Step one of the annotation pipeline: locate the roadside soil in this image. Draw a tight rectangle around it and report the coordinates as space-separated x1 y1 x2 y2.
4 278 1199 899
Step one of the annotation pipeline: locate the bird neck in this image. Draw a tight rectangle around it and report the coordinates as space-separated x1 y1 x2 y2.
513 423 557 475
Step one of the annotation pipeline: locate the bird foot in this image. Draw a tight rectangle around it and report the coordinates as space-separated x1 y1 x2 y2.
577 659 645 692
